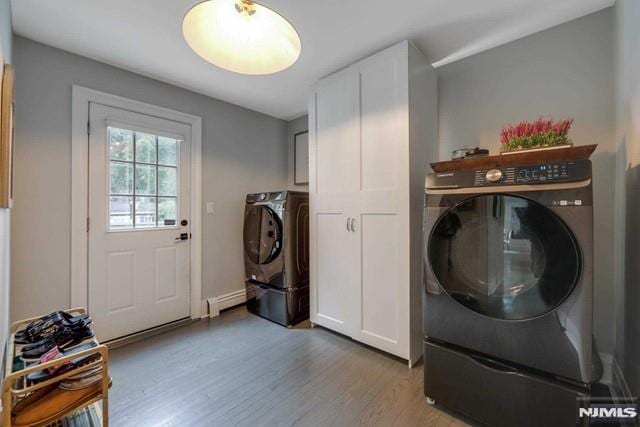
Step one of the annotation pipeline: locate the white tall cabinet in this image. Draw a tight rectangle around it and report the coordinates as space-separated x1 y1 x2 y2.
308 41 437 365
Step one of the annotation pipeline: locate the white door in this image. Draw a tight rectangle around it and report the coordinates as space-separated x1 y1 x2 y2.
309 67 360 335
353 44 410 357
88 103 192 341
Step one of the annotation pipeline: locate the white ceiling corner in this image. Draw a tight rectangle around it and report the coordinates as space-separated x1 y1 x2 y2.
11 0 614 120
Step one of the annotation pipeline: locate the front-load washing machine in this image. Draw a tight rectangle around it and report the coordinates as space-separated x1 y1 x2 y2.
244 191 309 326
423 160 599 426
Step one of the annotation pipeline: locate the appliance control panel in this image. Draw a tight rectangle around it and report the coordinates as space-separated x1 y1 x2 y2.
472 163 570 186
246 191 287 203
515 163 569 183
427 160 591 189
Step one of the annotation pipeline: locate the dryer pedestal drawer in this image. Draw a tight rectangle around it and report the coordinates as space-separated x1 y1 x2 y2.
424 340 589 427
246 283 309 327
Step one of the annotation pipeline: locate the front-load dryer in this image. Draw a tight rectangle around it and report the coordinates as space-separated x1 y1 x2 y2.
423 160 599 426
243 191 309 326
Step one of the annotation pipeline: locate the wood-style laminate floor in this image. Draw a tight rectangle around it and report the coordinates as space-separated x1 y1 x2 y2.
108 306 469 427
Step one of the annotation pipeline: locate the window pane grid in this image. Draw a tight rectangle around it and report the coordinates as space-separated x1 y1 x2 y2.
109 160 156 166
109 161 178 168
109 127 179 230
133 131 139 228
108 194 178 198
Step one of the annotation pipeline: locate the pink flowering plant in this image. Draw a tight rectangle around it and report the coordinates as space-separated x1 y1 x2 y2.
500 117 574 152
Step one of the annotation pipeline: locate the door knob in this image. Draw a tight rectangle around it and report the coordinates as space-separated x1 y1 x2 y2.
175 233 189 241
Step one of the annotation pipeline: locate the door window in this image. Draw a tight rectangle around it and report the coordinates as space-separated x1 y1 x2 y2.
428 195 581 320
108 127 180 230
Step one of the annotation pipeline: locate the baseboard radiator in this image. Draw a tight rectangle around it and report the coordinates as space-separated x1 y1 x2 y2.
203 289 247 318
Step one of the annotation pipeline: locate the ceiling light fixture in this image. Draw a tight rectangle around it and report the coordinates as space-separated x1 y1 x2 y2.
182 0 301 75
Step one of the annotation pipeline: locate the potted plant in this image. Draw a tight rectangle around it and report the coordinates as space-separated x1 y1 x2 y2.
500 117 574 153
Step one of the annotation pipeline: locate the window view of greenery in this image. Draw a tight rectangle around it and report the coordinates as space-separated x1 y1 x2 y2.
109 127 179 230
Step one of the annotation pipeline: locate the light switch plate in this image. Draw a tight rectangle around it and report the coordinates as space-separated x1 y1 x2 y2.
206 202 214 214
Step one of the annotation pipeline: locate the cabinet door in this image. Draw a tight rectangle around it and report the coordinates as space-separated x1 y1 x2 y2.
309 67 359 196
308 67 359 335
352 43 411 357
309 210 357 335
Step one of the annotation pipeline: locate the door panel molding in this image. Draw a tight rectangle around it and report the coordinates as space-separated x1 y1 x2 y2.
107 250 136 312
71 85 203 320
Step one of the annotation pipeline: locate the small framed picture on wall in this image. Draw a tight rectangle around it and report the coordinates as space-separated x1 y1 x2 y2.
0 64 15 209
294 130 309 185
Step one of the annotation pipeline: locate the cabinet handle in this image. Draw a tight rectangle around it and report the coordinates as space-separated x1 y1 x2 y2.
349 218 355 232
346 217 351 231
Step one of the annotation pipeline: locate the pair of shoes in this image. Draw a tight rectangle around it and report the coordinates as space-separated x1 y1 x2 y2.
15 311 90 345
60 366 104 390
27 342 99 383
20 322 94 361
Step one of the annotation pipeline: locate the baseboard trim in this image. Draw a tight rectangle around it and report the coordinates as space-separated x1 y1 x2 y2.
612 357 633 402
611 357 639 426
105 317 198 349
599 352 613 385
201 288 247 318
219 289 247 310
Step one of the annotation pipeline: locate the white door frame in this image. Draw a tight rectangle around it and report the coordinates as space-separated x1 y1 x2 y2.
71 85 203 319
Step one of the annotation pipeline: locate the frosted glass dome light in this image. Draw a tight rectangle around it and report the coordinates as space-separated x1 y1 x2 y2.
182 0 302 75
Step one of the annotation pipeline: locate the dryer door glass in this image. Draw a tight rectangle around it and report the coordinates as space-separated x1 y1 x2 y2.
428 195 581 320
243 206 282 265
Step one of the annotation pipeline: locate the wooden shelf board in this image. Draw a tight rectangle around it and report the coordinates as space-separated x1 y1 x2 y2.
430 144 597 172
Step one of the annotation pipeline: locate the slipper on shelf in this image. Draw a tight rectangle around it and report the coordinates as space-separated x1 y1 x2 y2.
15 311 89 340
15 311 65 341
20 319 92 352
20 325 95 361
15 312 90 345
26 342 99 383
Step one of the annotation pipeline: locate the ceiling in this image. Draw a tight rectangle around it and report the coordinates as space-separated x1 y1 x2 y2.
12 0 613 120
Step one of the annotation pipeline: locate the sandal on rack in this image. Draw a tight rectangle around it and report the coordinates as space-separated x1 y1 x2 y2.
20 324 94 361
15 312 90 345
20 320 92 352
26 342 99 383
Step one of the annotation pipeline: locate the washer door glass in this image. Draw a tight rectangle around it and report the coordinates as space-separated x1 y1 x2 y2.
243 206 282 265
428 195 581 320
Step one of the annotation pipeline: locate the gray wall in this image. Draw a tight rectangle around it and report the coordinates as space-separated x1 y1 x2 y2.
437 9 616 354
11 36 287 321
613 0 640 395
0 0 10 63
0 0 12 365
287 115 309 191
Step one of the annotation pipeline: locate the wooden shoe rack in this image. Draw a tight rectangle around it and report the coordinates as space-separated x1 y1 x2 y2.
2 308 110 427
